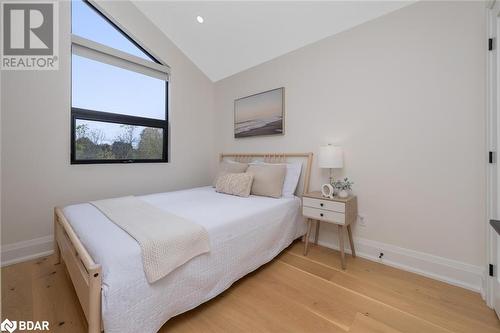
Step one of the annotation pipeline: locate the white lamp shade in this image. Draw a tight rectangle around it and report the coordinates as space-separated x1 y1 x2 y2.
318 145 343 169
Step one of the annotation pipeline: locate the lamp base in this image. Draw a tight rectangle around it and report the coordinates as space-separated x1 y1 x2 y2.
329 168 335 185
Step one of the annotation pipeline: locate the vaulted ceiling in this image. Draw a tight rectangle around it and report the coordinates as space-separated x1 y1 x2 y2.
133 1 414 82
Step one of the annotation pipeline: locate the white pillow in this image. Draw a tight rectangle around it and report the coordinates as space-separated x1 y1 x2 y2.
282 162 302 197
250 161 302 198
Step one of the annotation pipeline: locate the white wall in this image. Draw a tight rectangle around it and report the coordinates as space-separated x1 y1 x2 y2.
214 1 486 267
1 1 215 247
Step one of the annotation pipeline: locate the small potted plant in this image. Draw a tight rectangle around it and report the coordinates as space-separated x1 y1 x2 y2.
332 177 353 198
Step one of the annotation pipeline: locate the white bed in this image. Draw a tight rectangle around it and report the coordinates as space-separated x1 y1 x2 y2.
63 186 306 333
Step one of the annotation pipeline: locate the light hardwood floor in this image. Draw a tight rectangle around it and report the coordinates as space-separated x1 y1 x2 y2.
2 241 499 332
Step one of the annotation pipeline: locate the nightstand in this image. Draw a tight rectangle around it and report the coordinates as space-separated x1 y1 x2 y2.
302 191 358 269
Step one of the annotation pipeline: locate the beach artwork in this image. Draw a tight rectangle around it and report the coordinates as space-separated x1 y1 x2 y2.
234 87 284 138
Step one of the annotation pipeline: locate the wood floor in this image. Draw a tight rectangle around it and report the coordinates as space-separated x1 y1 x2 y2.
2 241 499 332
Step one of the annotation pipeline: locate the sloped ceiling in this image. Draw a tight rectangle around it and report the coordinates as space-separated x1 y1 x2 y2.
133 1 414 82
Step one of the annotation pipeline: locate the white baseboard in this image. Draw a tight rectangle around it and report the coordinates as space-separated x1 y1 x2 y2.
1 235 54 267
313 234 485 295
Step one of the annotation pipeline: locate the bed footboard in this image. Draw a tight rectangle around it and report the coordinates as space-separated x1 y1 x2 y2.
54 207 102 333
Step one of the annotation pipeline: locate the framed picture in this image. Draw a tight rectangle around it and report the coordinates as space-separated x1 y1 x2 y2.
234 87 284 138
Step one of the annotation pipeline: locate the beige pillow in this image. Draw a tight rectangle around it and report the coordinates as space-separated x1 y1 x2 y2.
215 173 254 197
213 161 249 187
246 164 286 198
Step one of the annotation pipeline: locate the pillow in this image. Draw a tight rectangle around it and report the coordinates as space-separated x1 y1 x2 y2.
281 162 302 197
213 161 249 187
215 173 254 197
250 161 302 198
246 164 286 198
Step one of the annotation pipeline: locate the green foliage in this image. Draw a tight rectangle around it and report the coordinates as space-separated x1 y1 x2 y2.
111 141 134 159
75 125 163 161
75 124 89 140
137 128 162 158
331 177 354 191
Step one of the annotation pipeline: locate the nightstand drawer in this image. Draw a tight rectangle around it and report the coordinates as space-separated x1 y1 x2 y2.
303 206 345 225
303 197 345 213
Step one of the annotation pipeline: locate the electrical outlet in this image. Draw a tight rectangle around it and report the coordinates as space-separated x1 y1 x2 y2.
357 214 367 227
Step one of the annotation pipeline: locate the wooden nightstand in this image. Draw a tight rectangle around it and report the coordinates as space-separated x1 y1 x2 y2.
302 191 358 269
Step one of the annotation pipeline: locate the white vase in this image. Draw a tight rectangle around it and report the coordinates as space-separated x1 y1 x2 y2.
338 190 349 198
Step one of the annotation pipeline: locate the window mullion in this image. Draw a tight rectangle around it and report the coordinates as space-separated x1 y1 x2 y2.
72 108 167 129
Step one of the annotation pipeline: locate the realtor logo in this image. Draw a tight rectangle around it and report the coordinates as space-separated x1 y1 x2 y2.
1 1 59 70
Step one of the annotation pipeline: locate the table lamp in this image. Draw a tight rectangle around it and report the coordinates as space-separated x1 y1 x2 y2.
318 144 343 184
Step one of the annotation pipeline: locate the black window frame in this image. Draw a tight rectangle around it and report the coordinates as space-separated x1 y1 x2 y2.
83 0 161 64
71 0 169 164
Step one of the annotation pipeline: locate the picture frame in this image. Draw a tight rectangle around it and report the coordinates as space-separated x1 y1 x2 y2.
234 87 285 138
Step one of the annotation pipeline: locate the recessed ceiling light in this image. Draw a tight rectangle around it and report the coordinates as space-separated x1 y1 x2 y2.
196 16 204 23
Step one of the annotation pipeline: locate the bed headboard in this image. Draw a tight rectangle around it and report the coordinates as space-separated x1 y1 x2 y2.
219 152 313 196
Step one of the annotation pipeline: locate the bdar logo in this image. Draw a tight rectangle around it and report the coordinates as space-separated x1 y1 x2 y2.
0 319 17 333
0 319 49 332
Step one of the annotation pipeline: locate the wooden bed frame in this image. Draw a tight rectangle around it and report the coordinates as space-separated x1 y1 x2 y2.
54 152 313 333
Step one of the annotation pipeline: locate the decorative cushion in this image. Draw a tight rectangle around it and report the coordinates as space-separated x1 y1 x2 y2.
215 173 254 197
251 161 302 198
213 161 249 187
246 164 286 198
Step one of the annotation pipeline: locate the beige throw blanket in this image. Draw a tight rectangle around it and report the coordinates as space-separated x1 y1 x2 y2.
91 196 210 283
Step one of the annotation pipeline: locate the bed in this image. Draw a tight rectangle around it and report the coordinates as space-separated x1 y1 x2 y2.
54 153 313 333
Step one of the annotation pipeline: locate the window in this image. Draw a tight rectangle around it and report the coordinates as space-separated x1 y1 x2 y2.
71 0 169 164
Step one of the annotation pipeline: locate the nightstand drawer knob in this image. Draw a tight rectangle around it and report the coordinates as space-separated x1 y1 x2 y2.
320 203 324 207
320 213 324 217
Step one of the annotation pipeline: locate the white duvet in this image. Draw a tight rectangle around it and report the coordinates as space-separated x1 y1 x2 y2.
63 186 306 333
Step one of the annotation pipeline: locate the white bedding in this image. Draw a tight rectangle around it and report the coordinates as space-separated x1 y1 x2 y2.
63 186 306 333
91 196 210 283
